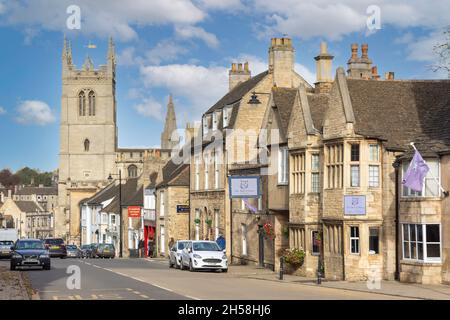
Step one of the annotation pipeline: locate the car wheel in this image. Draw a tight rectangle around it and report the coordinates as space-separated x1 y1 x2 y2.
222 268 228 273
180 259 186 270
189 260 194 272
44 264 51 270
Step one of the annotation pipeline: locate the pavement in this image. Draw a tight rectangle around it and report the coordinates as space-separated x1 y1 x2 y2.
2 257 449 300
0 259 31 300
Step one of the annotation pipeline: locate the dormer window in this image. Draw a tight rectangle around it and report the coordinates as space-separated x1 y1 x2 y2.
223 106 233 128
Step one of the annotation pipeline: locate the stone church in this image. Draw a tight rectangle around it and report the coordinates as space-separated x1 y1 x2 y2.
56 37 178 243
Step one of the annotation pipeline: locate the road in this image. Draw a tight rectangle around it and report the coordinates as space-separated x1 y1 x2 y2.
1 258 411 300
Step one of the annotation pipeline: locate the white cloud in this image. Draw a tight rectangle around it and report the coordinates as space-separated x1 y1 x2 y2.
195 0 243 11
0 106 6 115
295 63 316 86
140 64 228 115
15 100 56 125
146 40 188 64
117 47 142 66
175 25 219 48
403 30 448 62
134 97 164 121
0 0 205 41
251 0 450 40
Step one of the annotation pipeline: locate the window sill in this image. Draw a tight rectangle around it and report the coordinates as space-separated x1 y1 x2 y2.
400 197 443 202
277 183 288 186
400 259 442 266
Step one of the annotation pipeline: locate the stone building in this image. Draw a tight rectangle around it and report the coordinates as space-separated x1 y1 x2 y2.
57 37 176 244
286 43 450 284
14 185 58 212
155 160 190 256
190 37 312 268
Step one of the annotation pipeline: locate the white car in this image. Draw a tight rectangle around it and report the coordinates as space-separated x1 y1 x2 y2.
180 240 228 272
169 240 190 269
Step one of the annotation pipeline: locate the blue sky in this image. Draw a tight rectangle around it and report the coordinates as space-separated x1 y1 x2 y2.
0 0 448 172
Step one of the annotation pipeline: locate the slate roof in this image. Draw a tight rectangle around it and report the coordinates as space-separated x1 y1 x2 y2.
16 186 57 196
307 93 329 132
91 178 141 214
85 182 118 205
205 71 269 114
156 160 190 189
272 88 297 138
15 201 42 213
347 79 450 155
123 186 143 206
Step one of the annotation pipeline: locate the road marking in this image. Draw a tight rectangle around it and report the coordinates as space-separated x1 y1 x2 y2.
93 265 101 269
52 296 58 300
85 262 91 265
151 283 174 292
140 294 149 299
126 288 133 291
133 291 141 295
103 268 113 272
74 295 83 300
185 295 200 300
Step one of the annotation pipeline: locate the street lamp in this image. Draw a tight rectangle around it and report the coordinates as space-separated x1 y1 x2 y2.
108 170 123 258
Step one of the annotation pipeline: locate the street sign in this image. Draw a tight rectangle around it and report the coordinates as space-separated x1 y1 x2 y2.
128 206 141 218
229 176 260 198
177 205 190 213
344 195 366 215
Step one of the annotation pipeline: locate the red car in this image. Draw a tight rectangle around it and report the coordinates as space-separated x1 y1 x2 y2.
44 238 67 258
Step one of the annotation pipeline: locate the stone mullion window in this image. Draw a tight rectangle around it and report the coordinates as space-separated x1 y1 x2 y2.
349 143 360 187
290 153 305 194
325 144 343 189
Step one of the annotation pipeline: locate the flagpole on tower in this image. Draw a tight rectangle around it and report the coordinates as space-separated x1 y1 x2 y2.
409 142 448 196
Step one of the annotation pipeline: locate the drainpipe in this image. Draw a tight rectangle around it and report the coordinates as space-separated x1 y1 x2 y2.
393 159 401 281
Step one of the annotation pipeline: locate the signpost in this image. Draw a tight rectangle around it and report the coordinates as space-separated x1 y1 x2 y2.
128 206 141 218
344 195 366 215
176 205 190 213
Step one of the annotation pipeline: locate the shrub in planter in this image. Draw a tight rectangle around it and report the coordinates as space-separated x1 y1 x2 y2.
283 248 305 268
194 218 201 224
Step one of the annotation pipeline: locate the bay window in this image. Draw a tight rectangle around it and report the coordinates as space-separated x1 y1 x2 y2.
402 224 441 262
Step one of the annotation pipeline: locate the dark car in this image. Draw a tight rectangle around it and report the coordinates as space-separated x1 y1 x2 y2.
0 240 14 259
80 244 93 258
44 238 67 258
66 245 81 258
10 239 50 270
95 243 115 259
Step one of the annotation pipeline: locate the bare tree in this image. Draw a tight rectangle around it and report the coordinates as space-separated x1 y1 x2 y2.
430 28 450 78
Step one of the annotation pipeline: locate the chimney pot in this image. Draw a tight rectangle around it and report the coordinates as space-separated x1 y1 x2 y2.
351 43 358 59
361 43 369 58
320 42 327 54
244 62 249 72
238 63 242 71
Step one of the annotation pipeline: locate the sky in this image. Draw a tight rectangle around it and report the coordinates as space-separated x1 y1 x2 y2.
0 0 448 172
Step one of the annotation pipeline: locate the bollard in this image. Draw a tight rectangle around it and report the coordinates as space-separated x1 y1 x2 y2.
279 256 284 280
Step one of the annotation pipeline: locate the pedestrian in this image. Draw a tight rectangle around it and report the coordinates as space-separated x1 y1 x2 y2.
138 238 144 258
216 234 226 251
168 237 175 250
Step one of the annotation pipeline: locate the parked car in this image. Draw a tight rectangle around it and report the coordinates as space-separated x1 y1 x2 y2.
0 240 14 259
10 239 50 270
94 243 115 259
44 238 67 258
89 243 99 258
169 240 190 269
80 244 93 258
66 245 81 258
180 240 227 272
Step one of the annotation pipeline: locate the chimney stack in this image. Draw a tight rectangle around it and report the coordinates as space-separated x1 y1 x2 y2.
268 37 295 88
351 43 358 60
347 43 373 79
361 43 369 59
385 72 395 80
229 61 251 91
314 41 334 93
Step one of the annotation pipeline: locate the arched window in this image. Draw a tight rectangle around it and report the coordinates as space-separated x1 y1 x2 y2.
84 139 90 152
128 165 138 178
88 90 95 116
79 91 86 116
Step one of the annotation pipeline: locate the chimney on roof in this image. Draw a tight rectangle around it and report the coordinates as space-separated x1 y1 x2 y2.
347 43 372 79
229 61 251 91
371 66 380 80
314 42 334 93
268 37 295 88
385 71 395 80
8 189 12 199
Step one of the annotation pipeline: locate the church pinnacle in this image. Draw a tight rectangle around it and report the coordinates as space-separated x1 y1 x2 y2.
161 94 179 151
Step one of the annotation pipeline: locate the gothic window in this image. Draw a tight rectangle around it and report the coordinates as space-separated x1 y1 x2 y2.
88 90 96 116
128 165 138 178
79 91 86 116
84 139 90 152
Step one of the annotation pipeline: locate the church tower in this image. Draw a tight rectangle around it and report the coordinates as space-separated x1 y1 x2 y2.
160 94 179 154
57 36 118 241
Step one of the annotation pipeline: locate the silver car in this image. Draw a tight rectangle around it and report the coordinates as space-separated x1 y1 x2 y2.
0 240 14 259
169 240 191 269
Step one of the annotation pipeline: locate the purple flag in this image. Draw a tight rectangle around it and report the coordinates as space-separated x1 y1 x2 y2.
242 198 258 213
402 150 430 192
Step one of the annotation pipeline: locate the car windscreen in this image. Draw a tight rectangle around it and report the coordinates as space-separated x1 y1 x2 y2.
66 245 77 250
98 244 114 250
193 242 221 251
81 245 90 249
45 239 64 245
177 242 189 250
15 241 45 250
0 241 14 246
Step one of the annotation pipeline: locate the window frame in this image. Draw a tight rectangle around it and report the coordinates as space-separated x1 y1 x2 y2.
278 146 289 185
369 227 380 255
402 223 441 263
368 165 380 188
349 226 360 255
